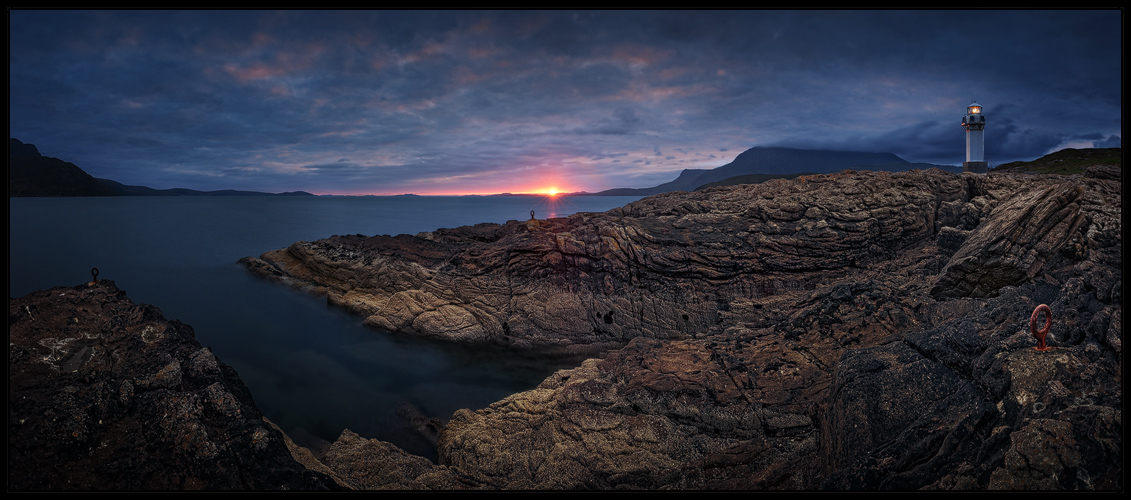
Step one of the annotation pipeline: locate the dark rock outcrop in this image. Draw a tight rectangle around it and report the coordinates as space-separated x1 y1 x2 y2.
243 167 1121 489
8 280 343 490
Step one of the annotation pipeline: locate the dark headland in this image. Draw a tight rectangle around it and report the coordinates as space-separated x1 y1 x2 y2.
10 148 1122 489
8 138 314 197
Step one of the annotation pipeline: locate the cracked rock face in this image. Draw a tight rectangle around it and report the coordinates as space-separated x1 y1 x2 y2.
242 168 1120 489
8 281 341 490
242 170 971 353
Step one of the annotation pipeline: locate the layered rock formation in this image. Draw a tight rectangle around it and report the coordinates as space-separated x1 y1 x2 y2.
243 167 1121 489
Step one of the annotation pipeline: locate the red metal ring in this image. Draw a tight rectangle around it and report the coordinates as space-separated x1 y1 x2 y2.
1030 304 1052 351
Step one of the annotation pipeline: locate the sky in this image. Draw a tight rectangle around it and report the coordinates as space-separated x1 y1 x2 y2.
9 10 1122 195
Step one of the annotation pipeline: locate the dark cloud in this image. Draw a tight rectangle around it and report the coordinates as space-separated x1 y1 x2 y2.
9 10 1121 194
1095 135 1122 148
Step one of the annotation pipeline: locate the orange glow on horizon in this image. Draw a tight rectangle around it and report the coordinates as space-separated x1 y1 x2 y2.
304 163 587 196
324 183 580 197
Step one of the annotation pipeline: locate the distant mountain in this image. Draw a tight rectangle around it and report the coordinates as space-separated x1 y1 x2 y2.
93 177 315 197
592 146 960 196
9 138 119 197
9 138 314 197
10 138 43 159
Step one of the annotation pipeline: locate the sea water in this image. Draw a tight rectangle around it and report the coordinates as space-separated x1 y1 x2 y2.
8 194 643 460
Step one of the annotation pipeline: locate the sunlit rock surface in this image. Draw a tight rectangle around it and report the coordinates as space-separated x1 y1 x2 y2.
244 168 1120 489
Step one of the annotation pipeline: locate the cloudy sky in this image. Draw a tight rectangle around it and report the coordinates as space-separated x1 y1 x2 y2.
9 10 1122 195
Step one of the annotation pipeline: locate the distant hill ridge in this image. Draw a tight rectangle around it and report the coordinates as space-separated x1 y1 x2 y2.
8 138 314 197
593 146 960 196
992 147 1121 176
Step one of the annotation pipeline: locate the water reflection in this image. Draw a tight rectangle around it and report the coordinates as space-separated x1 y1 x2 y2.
9 195 638 462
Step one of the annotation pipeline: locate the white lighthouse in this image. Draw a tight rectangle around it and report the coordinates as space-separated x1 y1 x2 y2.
961 101 988 173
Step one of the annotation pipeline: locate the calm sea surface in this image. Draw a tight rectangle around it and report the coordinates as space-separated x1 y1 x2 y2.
8 194 643 460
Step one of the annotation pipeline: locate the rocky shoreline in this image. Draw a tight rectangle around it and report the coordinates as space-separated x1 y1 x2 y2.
11 167 1121 489
8 280 343 490
241 167 1122 489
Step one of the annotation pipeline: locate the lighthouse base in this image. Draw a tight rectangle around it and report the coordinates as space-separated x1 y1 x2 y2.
963 161 988 173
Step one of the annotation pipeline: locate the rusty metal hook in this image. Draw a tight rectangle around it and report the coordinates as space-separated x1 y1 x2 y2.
89 267 99 286
530 210 536 220
1030 304 1052 351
